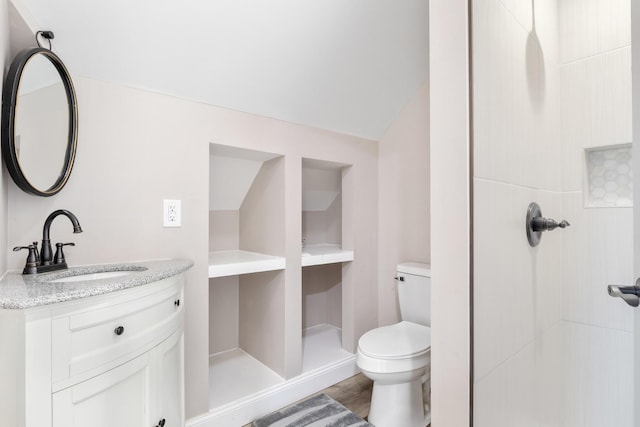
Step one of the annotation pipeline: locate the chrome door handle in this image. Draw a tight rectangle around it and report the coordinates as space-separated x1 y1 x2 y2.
608 278 640 307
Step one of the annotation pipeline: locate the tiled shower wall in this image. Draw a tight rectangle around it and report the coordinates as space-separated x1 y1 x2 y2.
559 2 634 422
474 0 634 425
559 0 633 330
473 0 564 423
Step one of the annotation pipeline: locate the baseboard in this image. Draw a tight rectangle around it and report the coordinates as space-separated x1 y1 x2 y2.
186 356 358 427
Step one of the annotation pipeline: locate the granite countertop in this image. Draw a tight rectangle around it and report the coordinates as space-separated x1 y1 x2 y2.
0 259 194 310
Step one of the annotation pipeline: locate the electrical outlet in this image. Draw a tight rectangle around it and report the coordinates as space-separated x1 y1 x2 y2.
163 199 181 227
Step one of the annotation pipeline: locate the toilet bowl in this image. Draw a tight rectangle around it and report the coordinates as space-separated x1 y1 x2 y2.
357 321 431 427
356 263 431 427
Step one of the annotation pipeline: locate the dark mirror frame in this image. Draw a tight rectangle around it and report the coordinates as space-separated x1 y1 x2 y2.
1 47 78 197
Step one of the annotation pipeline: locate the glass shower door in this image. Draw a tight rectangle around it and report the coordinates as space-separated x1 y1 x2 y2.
472 0 634 425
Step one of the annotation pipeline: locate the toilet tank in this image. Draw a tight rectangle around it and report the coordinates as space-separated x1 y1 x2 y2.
397 262 431 326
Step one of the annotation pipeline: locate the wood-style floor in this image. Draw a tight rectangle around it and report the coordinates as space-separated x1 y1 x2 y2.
319 372 374 419
243 373 373 427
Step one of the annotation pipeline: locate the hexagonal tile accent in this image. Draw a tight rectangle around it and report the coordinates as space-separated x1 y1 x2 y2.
585 144 632 207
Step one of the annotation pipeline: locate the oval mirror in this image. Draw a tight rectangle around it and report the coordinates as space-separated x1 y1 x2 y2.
1 47 78 196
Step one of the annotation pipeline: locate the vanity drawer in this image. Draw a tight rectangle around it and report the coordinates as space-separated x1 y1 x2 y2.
52 278 183 385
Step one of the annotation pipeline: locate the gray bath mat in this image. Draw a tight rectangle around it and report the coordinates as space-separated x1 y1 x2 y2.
252 393 373 427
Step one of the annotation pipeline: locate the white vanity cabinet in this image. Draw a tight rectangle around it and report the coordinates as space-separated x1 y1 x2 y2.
52 351 153 427
0 264 188 427
52 328 183 427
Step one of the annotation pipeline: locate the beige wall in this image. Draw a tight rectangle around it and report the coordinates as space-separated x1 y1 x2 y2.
302 263 342 329
238 156 287 376
378 82 430 326
7 78 212 417
0 0 8 277
208 210 239 252
239 157 285 256
429 0 471 425
209 275 239 355
239 270 287 377
5 76 379 419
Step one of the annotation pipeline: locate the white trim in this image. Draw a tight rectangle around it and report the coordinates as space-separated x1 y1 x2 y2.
429 0 472 425
208 250 286 278
186 356 358 427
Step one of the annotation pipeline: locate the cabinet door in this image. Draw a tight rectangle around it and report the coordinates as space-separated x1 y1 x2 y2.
152 329 184 427
53 352 152 427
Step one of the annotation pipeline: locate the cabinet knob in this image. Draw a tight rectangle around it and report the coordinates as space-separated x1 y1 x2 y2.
157 419 166 427
174 299 180 307
114 326 125 336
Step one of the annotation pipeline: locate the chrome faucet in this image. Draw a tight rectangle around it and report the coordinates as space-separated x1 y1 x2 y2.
13 209 83 274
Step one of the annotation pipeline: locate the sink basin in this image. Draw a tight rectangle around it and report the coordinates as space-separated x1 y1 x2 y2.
41 266 149 283
50 271 137 283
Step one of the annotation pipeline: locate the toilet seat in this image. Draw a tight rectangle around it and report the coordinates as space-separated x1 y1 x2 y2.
359 321 431 359
357 321 431 374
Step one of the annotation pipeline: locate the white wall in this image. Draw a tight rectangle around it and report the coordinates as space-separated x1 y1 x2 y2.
472 0 565 424
631 0 640 420
18 0 429 141
378 82 430 326
558 1 634 424
473 0 563 390
559 0 633 332
472 0 634 425
429 0 471 425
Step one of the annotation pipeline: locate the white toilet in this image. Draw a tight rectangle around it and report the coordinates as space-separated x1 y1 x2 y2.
356 262 431 427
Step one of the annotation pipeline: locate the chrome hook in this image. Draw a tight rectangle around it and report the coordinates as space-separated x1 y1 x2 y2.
526 202 570 247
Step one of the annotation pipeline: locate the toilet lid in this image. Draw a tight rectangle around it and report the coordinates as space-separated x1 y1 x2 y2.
358 321 431 359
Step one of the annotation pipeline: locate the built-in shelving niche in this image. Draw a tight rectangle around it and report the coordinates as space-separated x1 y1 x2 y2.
301 158 354 374
207 150 357 419
208 144 286 410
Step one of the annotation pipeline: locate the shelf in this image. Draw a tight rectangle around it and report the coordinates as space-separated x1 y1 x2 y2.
209 250 286 278
301 244 354 267
209 348 284 409
302 324 353 373
205 347 357 427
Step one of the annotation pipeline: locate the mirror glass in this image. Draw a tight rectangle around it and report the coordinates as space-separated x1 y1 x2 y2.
1 48 77 196
15 54 69 191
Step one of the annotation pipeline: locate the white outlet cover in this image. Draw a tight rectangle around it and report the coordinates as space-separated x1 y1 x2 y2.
163 199 182 227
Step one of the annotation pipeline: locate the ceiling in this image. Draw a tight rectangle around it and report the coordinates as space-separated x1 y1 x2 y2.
12 0 429 140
